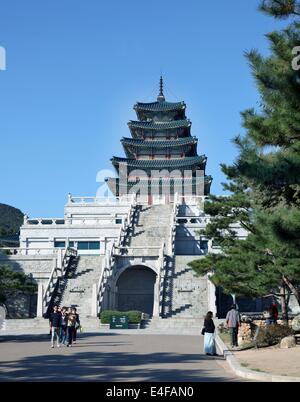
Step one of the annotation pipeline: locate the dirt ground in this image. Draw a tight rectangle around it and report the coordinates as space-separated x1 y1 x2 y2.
234 345 300 377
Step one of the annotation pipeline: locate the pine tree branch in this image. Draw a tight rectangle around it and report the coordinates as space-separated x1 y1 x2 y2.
261 0 300 17
240 220 256 234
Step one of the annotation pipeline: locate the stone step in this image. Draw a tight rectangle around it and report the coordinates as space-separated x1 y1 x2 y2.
4 319 49 331
2 317 101 332
141 318 202 330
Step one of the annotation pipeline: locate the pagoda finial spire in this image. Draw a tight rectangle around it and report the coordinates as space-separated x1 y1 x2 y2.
157 75 165 102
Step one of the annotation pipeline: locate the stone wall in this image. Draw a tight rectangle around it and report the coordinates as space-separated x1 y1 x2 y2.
238 320 294 344
0 254 53 318
0 254 54 280
5 292 37 318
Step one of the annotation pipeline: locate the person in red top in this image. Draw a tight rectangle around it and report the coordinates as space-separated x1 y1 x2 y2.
266 302 278 325
271 303 278 323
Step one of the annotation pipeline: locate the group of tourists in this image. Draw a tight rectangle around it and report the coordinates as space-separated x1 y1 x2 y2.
202 304 241 356
49 305 81 348
202 302 279 355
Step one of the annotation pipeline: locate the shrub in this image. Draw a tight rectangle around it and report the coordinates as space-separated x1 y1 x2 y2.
100 310 142 324
254 324 294 348
127 310 142 323
218 323 229 334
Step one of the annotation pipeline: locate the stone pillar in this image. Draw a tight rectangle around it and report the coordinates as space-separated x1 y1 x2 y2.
37 282 44 318
56 249 63 273
207 274 217 317
152 273 160 318
91 283 98 317
23 214 29 225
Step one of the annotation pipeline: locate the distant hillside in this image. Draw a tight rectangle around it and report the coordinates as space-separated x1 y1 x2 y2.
0 203 24 236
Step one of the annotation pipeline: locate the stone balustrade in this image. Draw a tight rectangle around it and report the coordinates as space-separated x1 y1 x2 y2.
176 216 211 225
68 195 135 205
0 247 60 256
25 218 65 225
23 216 126 226
114 246 162 257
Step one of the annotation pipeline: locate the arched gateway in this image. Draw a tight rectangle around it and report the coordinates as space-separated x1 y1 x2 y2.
116 266 157 317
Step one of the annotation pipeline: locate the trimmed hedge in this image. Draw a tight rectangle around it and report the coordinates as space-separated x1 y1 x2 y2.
100 310 142 324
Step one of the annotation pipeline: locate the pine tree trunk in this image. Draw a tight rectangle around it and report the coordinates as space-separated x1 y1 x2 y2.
280 284 288 324
282 275 300 306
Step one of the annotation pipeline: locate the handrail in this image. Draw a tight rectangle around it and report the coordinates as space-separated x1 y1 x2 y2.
157 240 166 317
168 193 179 255
176 215 209 219
180 195 207 204
96 242 115 313
42 247 77 316
115 245 162 250
118 194 136 249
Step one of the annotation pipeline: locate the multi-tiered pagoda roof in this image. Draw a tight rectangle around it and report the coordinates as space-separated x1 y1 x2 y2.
106 77 212 201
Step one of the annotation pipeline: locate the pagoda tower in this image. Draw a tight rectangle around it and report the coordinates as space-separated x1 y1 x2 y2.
106 77 212 204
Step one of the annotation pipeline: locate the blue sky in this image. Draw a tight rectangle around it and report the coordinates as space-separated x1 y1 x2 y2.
0 0 287 217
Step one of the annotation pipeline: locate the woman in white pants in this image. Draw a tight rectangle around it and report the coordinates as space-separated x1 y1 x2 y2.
202 311 217 356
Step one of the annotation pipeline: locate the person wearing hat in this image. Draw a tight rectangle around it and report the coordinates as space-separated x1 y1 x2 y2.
226 304 241 348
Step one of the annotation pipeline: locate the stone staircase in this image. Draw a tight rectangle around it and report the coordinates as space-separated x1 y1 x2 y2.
3 318 49 332
141 317 201 331
57 255 104 320
127 205 172 248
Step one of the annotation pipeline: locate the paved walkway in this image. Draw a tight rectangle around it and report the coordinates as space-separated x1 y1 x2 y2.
0 332 244 382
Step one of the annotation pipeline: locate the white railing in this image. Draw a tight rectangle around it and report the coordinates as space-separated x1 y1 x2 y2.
42 247 77 315
68 195 135 205
117 196 137 249
23 215 130 227
0 247 59 256
113 245 162 257
96 242 116 315
168 193 179 255
66 215 127 225
96 194 137 315
24 218 65 225
180 195 207 206
157 241 166 317
114 245 162 250
176 216 211 224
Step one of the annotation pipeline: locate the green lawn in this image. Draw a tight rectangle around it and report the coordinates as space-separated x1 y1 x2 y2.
219 331 254 351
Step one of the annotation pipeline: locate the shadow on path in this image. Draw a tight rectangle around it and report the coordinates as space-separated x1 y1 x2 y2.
0 352 237 382
0 333 244 382
0 332 118 343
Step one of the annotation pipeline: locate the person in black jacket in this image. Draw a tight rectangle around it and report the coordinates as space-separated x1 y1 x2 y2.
59 307 68 345
202 311 217 356
49 305 62 348
72 308 80 344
